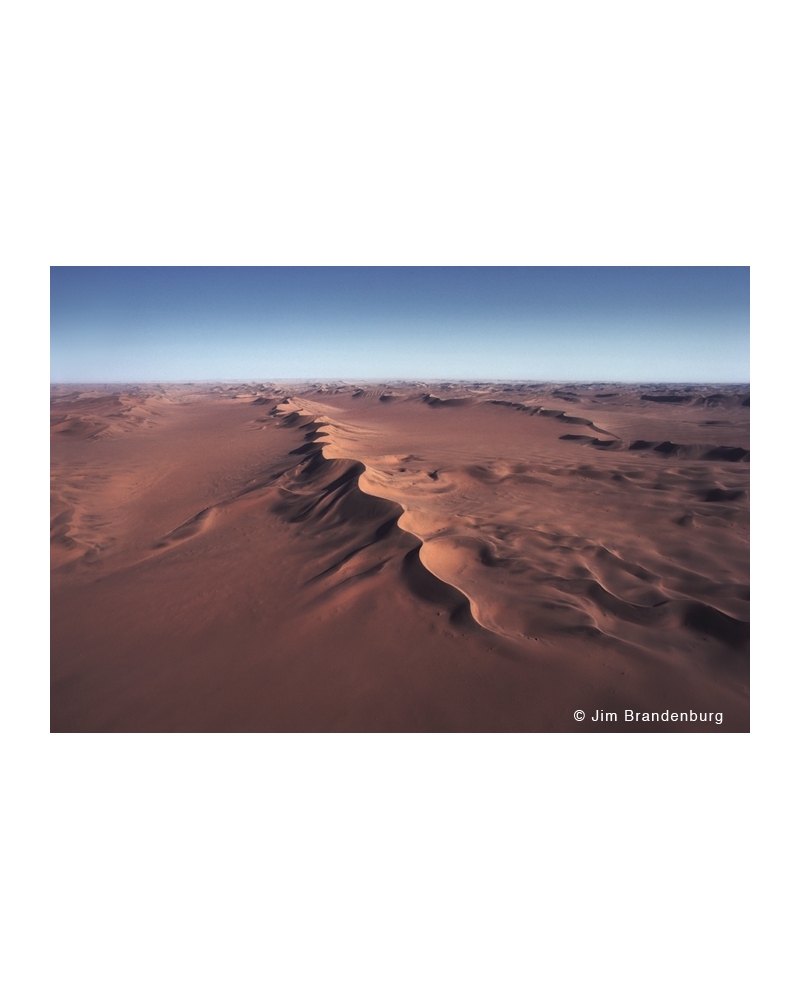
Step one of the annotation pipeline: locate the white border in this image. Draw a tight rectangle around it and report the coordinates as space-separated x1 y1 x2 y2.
7 1 789 996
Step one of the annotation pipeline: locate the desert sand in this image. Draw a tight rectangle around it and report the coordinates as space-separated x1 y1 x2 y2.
51 382 749 731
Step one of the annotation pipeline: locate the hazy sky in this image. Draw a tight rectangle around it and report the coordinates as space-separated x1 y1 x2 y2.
50 267 749 383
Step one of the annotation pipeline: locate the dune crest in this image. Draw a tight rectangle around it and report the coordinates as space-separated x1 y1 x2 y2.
270 393 749 664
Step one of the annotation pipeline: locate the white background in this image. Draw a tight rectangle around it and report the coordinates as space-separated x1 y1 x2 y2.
4 1 793 997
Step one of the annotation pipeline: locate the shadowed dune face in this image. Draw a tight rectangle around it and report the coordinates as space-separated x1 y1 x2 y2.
51 382 749 732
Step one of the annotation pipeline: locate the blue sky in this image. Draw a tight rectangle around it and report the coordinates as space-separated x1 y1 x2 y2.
50 267 749 383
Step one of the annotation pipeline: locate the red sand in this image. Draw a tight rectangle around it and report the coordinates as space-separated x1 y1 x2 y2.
51 383 749 731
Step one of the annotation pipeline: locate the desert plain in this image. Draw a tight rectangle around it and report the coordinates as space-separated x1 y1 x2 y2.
50 382 749 732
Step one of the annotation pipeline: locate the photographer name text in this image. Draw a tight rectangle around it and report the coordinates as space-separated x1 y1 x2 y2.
573 709 723 724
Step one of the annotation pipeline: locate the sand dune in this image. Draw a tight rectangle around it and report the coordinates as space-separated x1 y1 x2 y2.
51 382 749 731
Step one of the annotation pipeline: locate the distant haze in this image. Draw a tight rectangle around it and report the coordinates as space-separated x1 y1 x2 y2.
50 267 749 383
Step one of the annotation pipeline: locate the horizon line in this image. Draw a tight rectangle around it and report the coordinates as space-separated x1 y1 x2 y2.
50 378 751 386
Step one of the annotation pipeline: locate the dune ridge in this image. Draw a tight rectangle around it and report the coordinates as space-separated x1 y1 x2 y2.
268 396 749 665
268 402 481 628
